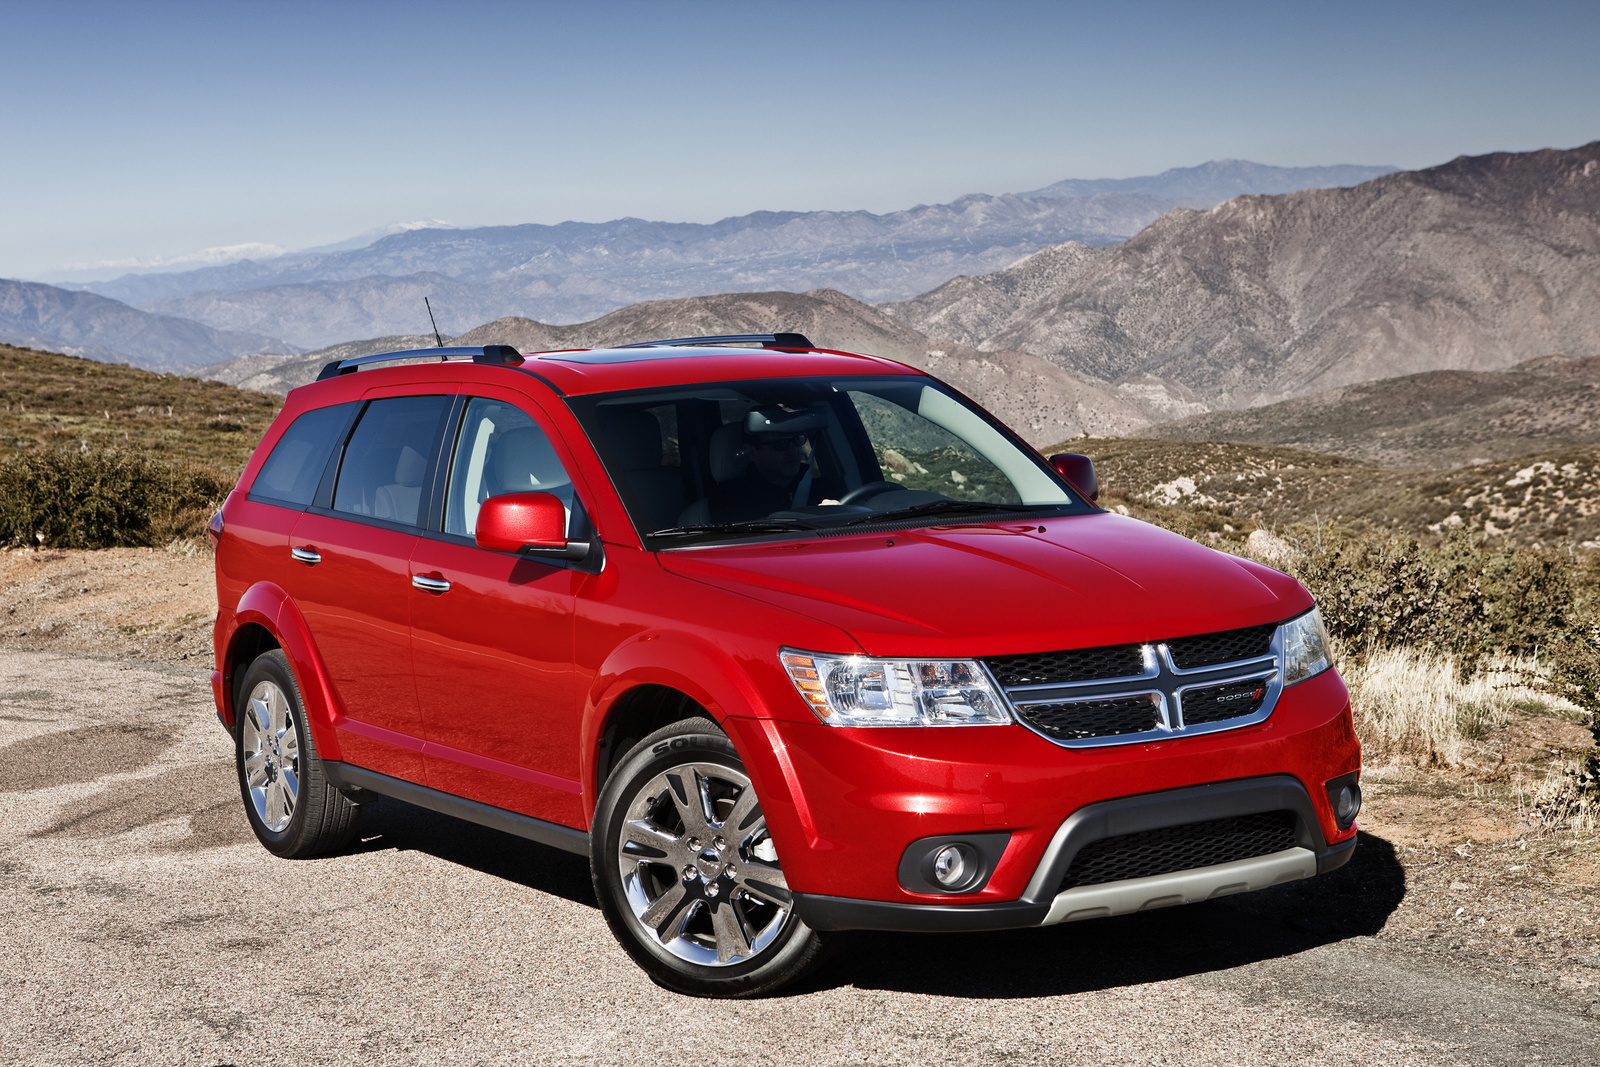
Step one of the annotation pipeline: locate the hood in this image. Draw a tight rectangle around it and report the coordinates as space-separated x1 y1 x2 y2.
659 512 1312 658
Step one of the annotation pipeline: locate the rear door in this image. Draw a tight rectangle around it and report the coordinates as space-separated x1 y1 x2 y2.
407 389 588 826
285 393 453 782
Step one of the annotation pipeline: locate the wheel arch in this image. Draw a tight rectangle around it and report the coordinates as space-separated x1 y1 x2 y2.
222 581 346 762
581 631 797 832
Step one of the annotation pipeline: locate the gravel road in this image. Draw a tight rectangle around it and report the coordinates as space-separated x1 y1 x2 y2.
3 647 1598 1066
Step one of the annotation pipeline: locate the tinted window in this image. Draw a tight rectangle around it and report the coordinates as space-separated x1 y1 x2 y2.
444 398 574 537
332 396 450 526
250 402 355 507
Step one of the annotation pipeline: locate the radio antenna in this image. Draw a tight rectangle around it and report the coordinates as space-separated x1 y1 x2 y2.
424 297 444 347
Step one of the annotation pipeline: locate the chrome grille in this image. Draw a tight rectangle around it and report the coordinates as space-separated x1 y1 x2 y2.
986 622 1284 749
1058 810 1299 891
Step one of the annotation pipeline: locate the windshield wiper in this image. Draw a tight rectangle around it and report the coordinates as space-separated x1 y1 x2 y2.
649 517 819 541
842 499 1049 526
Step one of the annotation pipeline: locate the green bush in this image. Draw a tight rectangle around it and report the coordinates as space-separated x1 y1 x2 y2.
1288 529 1575 666
0 448 231 548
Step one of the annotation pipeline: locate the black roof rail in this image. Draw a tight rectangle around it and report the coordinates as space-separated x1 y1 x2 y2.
315 345 523 381
616 333 814 351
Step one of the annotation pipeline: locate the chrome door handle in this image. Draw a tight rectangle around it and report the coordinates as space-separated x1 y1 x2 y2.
290 546 321 565
411 574 451 594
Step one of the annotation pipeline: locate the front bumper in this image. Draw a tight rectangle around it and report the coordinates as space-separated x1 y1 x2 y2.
725 666 1360 929
792 774 1356 932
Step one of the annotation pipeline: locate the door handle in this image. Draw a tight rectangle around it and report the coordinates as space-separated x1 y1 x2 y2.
291 546 321 565
411 574 451 594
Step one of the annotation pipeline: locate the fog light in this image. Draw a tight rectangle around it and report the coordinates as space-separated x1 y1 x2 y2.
932 845 970 888
1336 783 1361 824
1325 772 1362 831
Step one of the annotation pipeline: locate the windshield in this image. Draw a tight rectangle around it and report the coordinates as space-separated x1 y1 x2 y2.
570 376 1083 546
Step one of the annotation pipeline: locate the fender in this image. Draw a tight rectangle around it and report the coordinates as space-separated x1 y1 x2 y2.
579 628 816 848
225 581 347 763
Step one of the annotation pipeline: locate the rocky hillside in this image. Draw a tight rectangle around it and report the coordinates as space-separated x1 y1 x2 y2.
198 289 1163 447
1074 437 1600 548
1149 354 1600 467
891 143 1600 410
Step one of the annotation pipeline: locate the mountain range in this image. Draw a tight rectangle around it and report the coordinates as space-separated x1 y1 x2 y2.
889 143 1600 410
61 160 1394 349
200 289 1163 447
0 278 295 371
1020 159 1396 203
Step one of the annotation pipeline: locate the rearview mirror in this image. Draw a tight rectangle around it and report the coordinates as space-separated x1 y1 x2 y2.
1048 453 1099 503
476 492 587 559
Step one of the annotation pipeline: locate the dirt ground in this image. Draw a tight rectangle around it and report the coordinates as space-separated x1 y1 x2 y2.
2 546 1598 1057
0 545 216 664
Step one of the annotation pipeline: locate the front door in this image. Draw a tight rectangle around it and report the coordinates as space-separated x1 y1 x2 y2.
409 393 587 827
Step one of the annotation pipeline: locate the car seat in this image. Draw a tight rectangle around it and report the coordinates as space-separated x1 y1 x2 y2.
373 445 426 524
597 408 685 531
675 422 751 526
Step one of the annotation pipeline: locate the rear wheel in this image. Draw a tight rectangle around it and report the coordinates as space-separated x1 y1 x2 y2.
234 650 361 858
591 718 831 997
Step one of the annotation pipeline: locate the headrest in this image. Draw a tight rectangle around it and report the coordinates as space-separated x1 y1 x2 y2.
489 427 570 495
394 445 426 485
597 408 662 471
709 421 750 483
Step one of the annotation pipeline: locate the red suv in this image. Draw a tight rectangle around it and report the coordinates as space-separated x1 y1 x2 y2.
210 334 1360 997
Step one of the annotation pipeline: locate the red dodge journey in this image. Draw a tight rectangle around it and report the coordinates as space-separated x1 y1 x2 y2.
209 334 1361 997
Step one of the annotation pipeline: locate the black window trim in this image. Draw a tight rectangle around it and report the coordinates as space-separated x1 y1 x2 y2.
244 400 361 513
302 393 455 534
414 392 604 574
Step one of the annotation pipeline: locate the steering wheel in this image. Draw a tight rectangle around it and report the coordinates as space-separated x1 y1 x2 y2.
838 480 900 506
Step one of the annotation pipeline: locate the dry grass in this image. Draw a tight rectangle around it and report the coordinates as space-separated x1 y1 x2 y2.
1343 645 1598 833
1344 648 1566 765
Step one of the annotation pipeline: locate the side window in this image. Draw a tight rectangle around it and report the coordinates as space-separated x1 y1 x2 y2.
249 402 355 508
331 395 450 526
444 397 575 538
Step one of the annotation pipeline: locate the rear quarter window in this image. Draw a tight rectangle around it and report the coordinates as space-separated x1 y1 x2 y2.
248 402 356 508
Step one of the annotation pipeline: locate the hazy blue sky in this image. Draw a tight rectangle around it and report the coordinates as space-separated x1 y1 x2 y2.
2 0 1596 279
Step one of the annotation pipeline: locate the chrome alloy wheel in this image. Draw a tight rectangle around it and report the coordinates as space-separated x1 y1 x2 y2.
617 762 791 966
240 678 301 832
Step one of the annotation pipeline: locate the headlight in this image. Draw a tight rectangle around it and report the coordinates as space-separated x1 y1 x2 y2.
779 649 1011 726
1281 606 1333 686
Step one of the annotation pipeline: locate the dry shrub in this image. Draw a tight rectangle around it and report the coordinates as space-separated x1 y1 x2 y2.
0 448 231 548
1516 760 1599 833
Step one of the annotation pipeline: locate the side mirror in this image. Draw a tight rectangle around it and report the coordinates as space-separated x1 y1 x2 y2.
1049 453 1099 503
475 492 588 559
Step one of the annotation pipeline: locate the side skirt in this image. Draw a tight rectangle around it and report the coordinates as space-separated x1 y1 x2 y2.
321 761 590 856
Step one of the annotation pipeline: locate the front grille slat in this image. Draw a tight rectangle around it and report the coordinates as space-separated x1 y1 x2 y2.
1015 695 1159 741
1166 624 1275 670
985 644 1145 688
1058 810 1300 892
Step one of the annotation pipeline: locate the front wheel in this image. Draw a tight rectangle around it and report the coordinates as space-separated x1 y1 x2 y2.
590 718 831 997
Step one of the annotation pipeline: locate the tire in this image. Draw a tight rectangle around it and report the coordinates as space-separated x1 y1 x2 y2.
590 717 832 997
234 649 361 858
